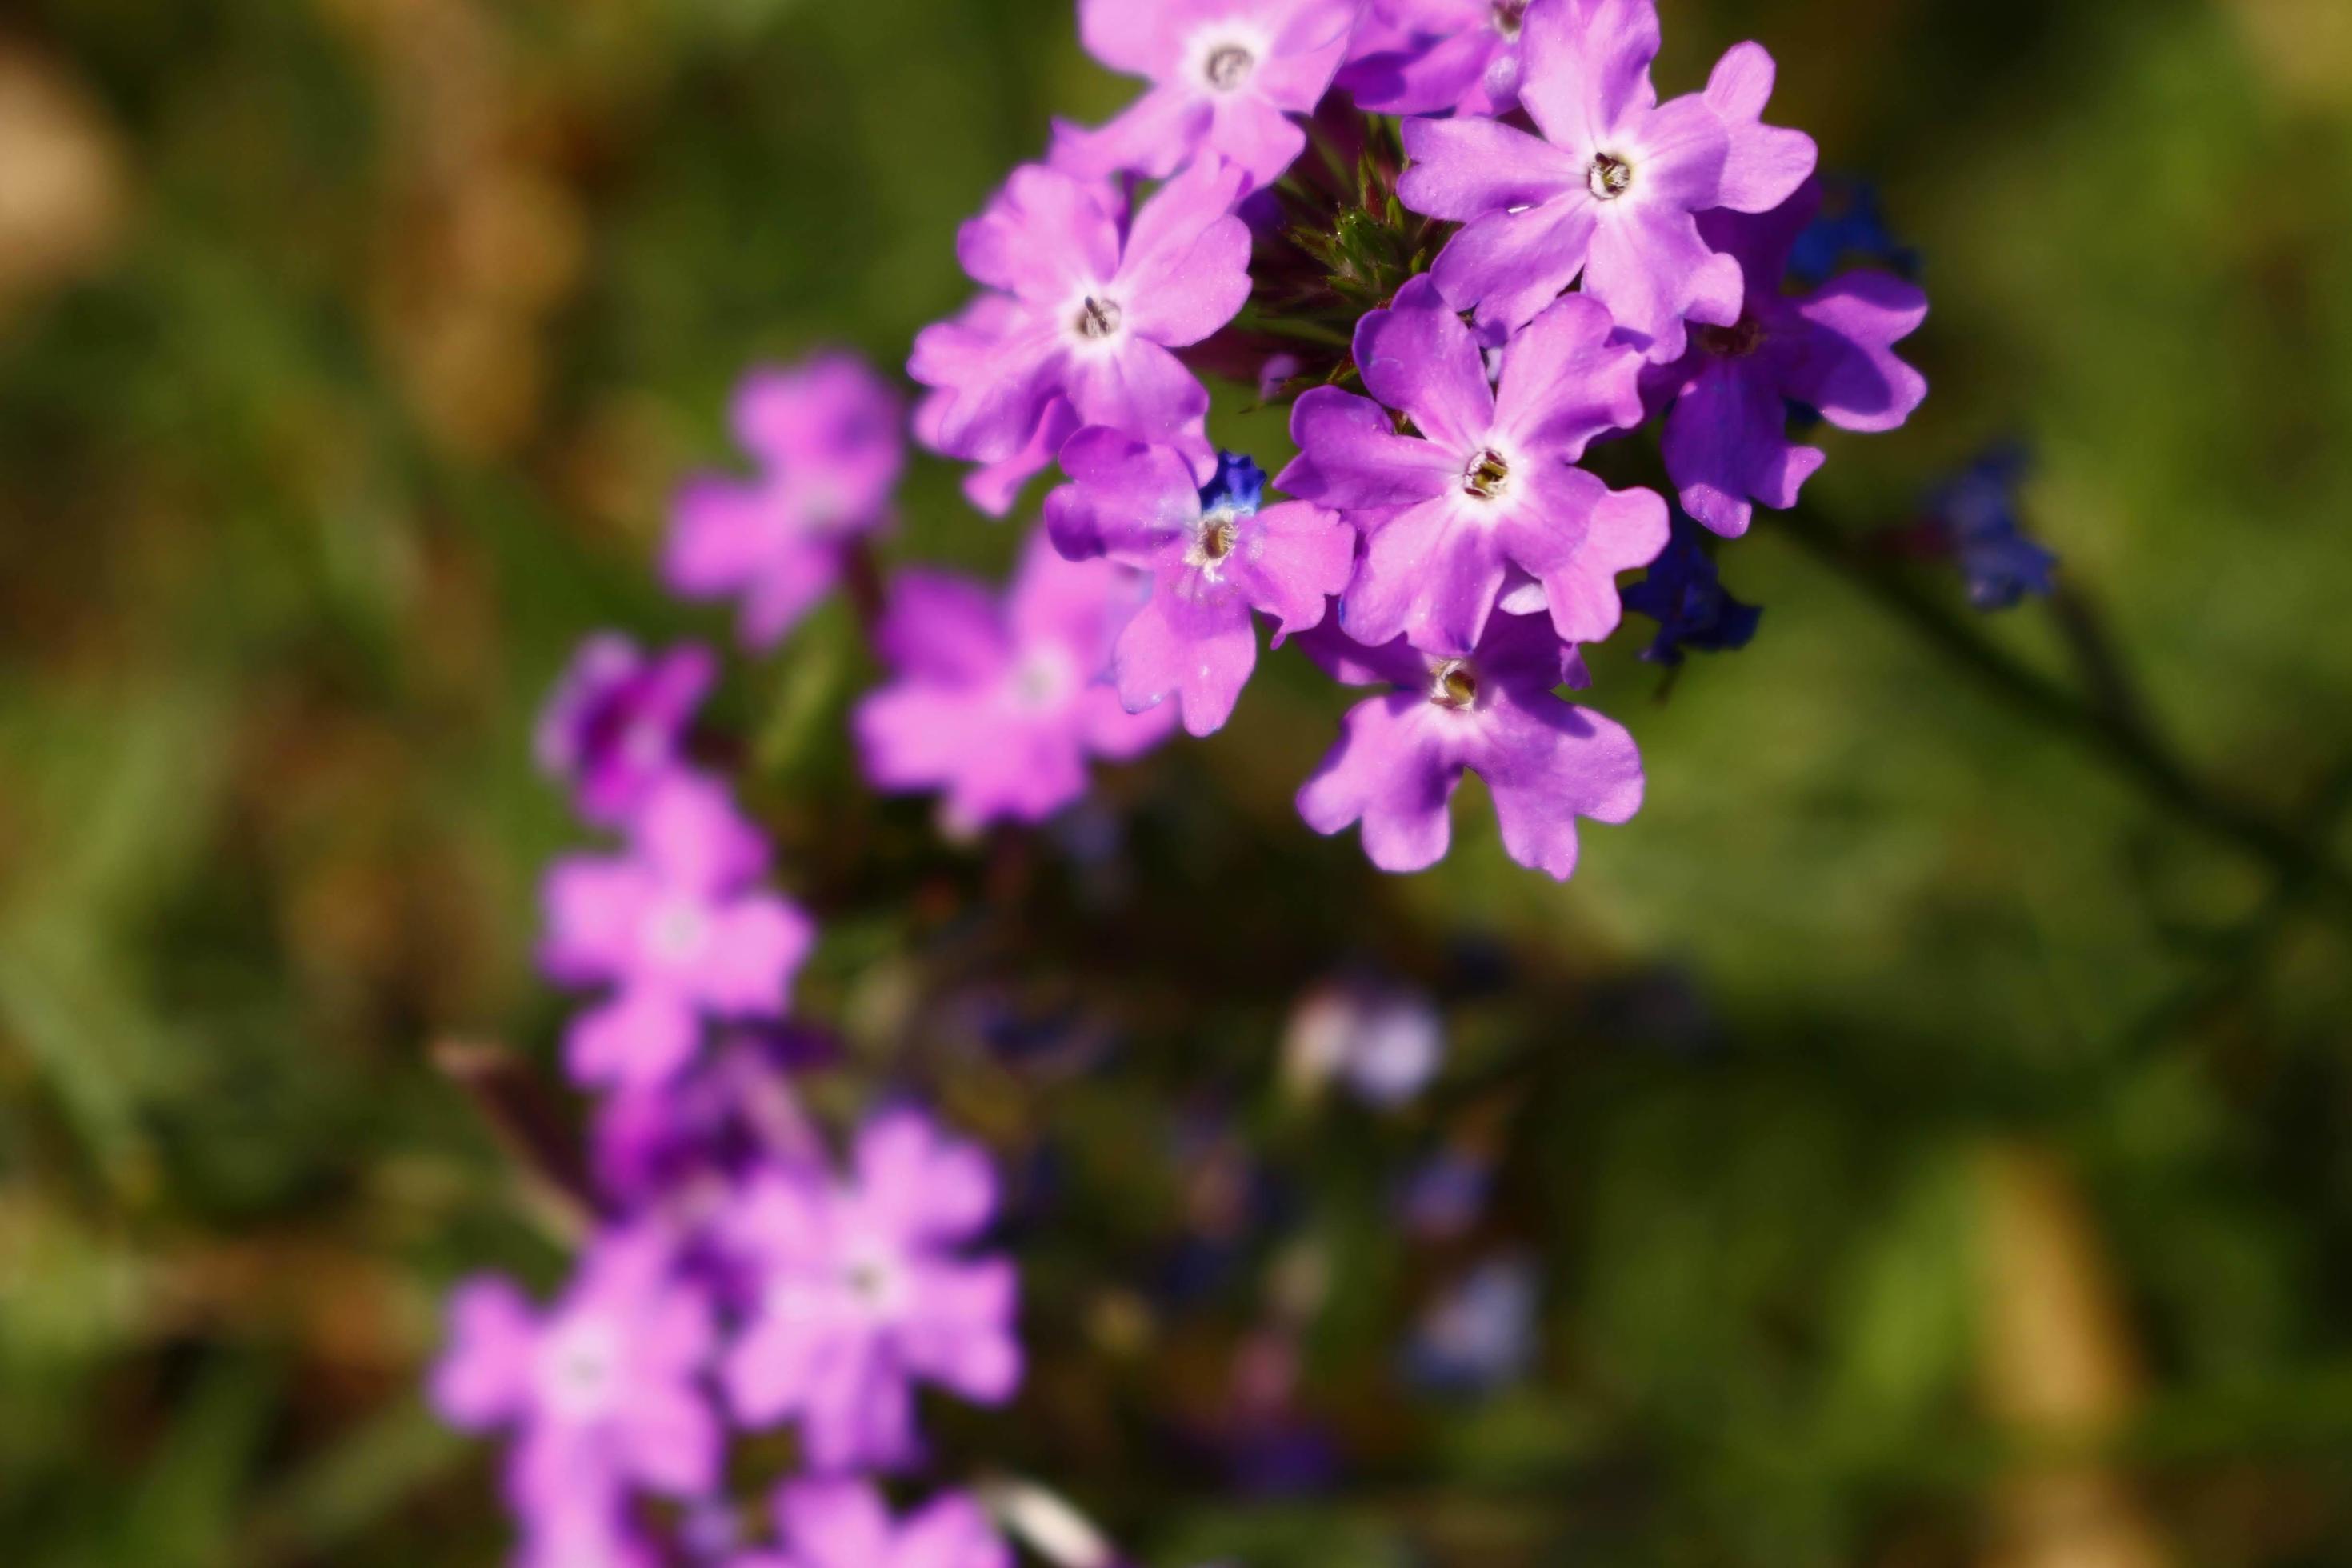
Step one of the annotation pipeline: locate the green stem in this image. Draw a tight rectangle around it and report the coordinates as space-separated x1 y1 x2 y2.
1777 505 2352 923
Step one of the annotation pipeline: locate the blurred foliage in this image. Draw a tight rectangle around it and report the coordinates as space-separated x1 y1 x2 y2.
3 0 2352 1564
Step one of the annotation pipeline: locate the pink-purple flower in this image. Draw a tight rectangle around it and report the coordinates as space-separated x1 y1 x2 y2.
537 634 717 826
666 354 906 648
1398 0 1815 356
854 531 1177 832
910 158 1251 481
1057 0 1363 186
1046 440 1353 736
1339 0 1532 118
1278 275 1665 657
721 1110 1022 1472
542 773 814 1088
726 1480 1011 1568
431 1229 721 1529
1295 611 1644 877
1646 180 1929 536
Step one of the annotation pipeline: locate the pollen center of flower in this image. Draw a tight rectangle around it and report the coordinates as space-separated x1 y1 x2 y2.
541 1322 622 1417
1491 0 1528 38
1697 315 1767 358
1430 659 1480 710
1193 514 1238 566
1463 449 1510 500
1009 649 1075 710
839 1245 910 1318
1204 44 1254 90
1588 154 1634 200
1074 295 1123 340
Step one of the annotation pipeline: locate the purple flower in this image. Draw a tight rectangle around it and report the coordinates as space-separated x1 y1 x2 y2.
1621 512 1761 665
1406 1254 1538 1394
1056 0 1363 187
1645 181 1929 536
1284 977 1448 1106
914 370 1081 519
1278 275 1665 656
910 158 1252 478
1046 435 1354 736
1398 0 1816 356
536 635 717 826
666 354 906 647
720 1110 1022 1472
854 531 1178 832
1920 444 2056 610
1338 0 1532 117
590 1030 832 1213
431 1229 722 1526
1294 611 1643 878
542 774 814 1089
728 1480 1011 1568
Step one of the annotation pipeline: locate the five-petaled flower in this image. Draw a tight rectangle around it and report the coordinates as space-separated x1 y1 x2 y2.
1295 611 1646 878
1280 274 1666 658
1058 0 1364 186
911 158 1251 482
1645 179 1929 536
722 1110 1023 1473
854 531 1177 831
542 773 814 1088
1398 0 1814 357
1047 438 1354 735
666 354 906 647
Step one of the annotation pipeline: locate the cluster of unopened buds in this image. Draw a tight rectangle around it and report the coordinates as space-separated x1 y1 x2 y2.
431 1 1956 1562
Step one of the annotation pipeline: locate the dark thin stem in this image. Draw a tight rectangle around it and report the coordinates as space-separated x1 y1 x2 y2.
1778 505 2352 923
433 1038 598 1238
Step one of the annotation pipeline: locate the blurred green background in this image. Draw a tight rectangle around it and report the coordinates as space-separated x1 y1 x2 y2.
5 0 2352 1562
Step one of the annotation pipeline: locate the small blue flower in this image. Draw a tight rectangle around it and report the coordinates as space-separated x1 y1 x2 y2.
1406 1255 1539 1396
1622 514 1762 666
1198 450 1266 518
1924 444 2057 611
1789 175 1921 287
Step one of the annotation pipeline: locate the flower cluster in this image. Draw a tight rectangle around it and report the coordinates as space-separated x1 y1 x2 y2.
434 1 1950 1557
436 622 1022 1560
908 0 1930 878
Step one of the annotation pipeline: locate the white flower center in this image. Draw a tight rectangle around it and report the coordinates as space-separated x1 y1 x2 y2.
538 1319 623 1418
1007 648 1076 711
1073 294 1123 340
1185 509 1242 571
644 898 711 964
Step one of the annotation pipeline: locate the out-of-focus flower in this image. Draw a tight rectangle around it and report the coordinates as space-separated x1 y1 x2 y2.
910 159 1250 479
722 1110 1022 1471
1406 1253 1539 1394
536 635 718 826
431 1230 721 1530
542 774 814 1087
1046 437 1352 735
1339 0 1533 118
666 354 906 648
1284 977 1448 1107
1057 0 1362 186
854 532 1178 833
727 1479 1011 1568
1787 174 1920 287
1398 0 1814 355
1278 276 1663 656
1621 511 1762 665
1398 1145 1494 1238
1646 181 1929 537
1915 445 2057 611
590 1029 833 1213
1295 612 1645 878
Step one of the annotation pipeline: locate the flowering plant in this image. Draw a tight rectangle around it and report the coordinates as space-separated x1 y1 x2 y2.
430 1 1996 1561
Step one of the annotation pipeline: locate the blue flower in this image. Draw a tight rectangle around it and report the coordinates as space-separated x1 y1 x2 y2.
1198 450 1266 518
1789 175 1921 287
1622 514 1762 666
1924 444 2057 611
1406 1255 1539 1396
